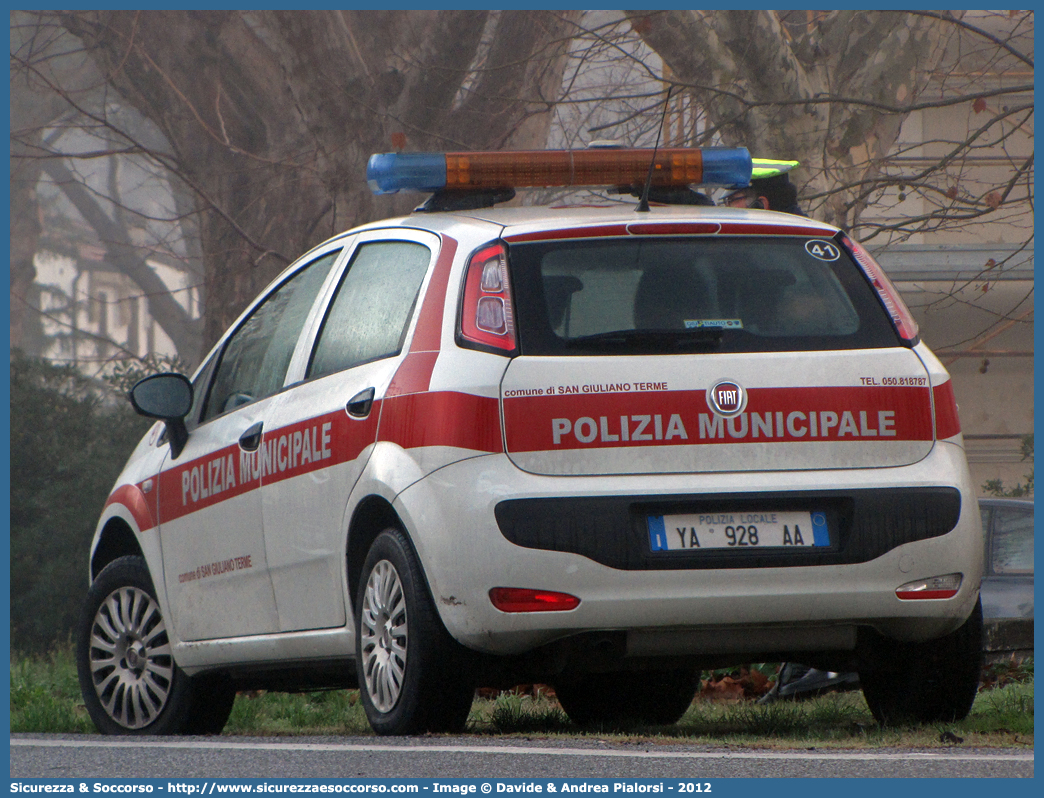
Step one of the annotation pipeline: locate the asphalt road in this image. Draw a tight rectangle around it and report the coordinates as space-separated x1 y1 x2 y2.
9 735 1034 779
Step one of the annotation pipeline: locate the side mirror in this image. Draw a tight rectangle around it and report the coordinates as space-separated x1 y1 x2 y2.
130 373 193 459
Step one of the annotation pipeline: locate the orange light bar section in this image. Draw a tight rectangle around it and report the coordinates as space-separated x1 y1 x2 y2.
444 149 706 189
367 148 751 194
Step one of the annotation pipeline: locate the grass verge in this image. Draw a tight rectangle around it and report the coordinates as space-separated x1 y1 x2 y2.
9 647 95 734
11 648 1033 747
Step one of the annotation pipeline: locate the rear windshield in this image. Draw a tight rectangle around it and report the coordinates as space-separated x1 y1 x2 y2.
509 236 900 355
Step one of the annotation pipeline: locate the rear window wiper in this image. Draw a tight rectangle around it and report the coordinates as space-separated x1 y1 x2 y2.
562 328 725 351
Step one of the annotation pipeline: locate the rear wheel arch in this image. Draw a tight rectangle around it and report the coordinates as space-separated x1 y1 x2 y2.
346 495 460 646
91 518 145 580
346 496 406 605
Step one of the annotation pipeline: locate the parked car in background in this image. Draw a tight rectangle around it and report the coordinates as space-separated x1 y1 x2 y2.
979 498 1034 658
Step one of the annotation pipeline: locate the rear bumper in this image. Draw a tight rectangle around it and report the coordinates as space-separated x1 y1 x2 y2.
495 486 959 570
394 440 983 656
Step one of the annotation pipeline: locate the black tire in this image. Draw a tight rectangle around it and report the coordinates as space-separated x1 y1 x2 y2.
354 528 475 735
555 668 698 728
77 556 190 734
859 598 983 726
182 672 237 735
76 555 235 735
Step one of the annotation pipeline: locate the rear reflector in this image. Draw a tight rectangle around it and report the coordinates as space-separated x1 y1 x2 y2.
367 148 752 194
841 235 920 345
895 573 962 600
459 242 516 353
489 587 581 613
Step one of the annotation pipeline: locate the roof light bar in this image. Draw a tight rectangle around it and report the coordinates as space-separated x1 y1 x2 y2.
367 148 752 195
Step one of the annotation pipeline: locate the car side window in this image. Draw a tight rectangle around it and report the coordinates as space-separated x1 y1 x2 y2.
201 250 340 422
308 241 431 379
991 507 1034 575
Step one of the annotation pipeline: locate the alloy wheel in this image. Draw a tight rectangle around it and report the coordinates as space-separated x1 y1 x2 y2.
87 586 174 729
360 559 408 712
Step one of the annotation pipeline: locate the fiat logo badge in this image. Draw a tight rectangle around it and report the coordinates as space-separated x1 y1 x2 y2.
708 380 747 417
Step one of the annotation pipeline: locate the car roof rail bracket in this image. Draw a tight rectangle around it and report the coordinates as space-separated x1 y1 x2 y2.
414 187 516 213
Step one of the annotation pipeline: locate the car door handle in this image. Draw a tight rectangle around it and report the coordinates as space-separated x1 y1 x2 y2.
347 387 376 419
239 421 264 452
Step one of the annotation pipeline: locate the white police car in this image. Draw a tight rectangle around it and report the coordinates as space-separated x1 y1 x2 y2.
78 147 983 735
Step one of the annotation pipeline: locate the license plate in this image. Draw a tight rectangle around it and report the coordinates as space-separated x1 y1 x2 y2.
648 510 829 551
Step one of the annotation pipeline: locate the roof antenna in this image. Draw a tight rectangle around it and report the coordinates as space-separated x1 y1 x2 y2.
637 85 674 213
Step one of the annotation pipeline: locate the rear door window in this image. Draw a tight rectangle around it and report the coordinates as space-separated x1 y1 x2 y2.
308 241 431 379
510 236 899 355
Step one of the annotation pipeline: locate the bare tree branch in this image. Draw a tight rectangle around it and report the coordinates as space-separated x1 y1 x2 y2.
907 10 1033 68
40 158 202 358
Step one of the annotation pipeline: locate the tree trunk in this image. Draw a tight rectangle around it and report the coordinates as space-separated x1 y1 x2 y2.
12 11 207 362
9 138 43 353
58 10 580 350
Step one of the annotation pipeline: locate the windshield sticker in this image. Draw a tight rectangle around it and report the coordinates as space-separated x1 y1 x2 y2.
684 319 743 329
805 240 841 261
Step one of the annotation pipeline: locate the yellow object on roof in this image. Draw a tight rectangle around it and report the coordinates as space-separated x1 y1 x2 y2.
751 158 799 180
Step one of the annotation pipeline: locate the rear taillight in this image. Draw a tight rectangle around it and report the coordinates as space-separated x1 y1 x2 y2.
459 242 516 353
932 380 962 439
840 235 920 345
489 587 581 613
895 573 962 600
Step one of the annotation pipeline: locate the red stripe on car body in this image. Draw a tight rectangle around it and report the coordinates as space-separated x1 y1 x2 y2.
386 351 440 397
625 222 720 236
932 380 962 439
379 391 503 453
104 483 157 532
156 408 379 524
503 385 934 452
504 225 629 243
385 236 458 397
155 390 504 526
715 222 830 237
406 235 457 352
504 221 829 243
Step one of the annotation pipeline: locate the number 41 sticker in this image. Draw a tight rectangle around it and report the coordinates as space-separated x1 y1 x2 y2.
805 240 841 261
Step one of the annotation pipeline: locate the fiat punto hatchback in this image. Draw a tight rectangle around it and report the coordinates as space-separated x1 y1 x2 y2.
78 148 984 735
